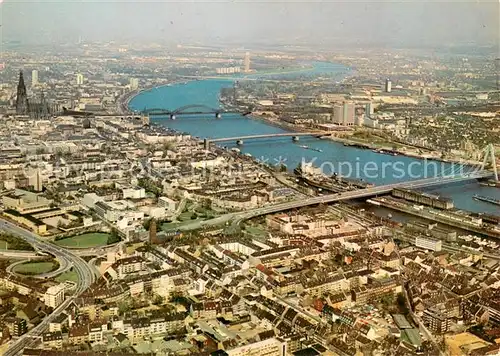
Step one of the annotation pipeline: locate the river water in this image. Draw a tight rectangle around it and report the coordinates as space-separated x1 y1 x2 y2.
129 63 499 216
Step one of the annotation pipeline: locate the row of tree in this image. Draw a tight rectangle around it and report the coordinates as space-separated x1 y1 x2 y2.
0 233 35 251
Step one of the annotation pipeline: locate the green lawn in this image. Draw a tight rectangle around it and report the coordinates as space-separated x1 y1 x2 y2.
13 261 58 275
0 241 8 250
178 212 196 221
55 270 79 283
55 233 111 248
245 226 268 237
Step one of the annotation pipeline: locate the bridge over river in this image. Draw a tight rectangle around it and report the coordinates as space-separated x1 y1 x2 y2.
203 131 331 149
169 171 495 232
142 104 251 119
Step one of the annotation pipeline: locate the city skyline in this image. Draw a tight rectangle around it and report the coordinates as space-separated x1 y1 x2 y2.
0 1 498 51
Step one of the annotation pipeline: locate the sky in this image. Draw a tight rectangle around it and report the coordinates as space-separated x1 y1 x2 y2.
0 0 498 49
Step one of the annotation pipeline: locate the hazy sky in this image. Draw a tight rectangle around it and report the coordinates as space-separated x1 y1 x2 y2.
0 0 498 49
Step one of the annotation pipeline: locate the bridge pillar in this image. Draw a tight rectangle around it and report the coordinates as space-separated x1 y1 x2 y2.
170 114 176 120
236 140 244 146
215 112 222 119
481 143 499 182
292 136 299 142
204 139 210 150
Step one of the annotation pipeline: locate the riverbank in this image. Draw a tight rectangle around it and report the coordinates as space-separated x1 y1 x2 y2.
246 112 482 168
246 113 310 133
324 136 482 167
178 65 318 82
120 79 191 115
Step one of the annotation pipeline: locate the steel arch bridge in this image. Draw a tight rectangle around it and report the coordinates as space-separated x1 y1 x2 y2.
142 104 225 116
173 104 223 115
141 104 250 118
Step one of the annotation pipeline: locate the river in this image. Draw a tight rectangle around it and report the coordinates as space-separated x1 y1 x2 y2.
129 62 499 216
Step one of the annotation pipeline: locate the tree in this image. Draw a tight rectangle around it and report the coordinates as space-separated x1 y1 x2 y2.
397 293 409 314
152 294 165 306
142 218 152 231
381 294 395 306
201 198 212 209
118 300 131 314
107 229 121 244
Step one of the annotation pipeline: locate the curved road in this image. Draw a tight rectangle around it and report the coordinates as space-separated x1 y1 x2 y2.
6 256 72 280
1 219 95 356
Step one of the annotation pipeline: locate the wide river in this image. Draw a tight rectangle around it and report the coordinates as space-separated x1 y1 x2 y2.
129 62 499 216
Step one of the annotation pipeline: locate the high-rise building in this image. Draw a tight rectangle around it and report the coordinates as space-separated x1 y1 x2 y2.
76 73 84 85
385 78 392 93
129 78 139 90
365 102 374 118
333 102 355 125
15 71 29 114
243 52 251 73
343 102 355 125
32 69 39 86
333 104 343 124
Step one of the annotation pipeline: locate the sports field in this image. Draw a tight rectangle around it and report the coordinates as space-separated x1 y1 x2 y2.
54 233 110 248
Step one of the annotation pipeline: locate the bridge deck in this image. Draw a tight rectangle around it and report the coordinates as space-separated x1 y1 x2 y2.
209 132 330 142
240 172 494 220
146 110 242 116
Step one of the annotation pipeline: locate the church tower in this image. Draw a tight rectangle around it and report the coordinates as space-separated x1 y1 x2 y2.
15 71 29 114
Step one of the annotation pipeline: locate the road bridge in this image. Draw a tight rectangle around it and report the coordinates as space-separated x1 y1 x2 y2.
203 131 330 149
173 171 494 232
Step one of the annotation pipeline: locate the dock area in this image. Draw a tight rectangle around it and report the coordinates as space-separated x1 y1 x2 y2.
473 195 500 206
368 196 500 239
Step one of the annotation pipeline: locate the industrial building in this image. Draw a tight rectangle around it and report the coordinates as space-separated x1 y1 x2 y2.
392 188 454 210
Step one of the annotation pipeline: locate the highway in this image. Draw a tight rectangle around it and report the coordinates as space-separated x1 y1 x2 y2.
1 219 96 356
174 172 493 232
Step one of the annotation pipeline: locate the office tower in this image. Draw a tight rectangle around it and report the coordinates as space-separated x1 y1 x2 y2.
343 102 356 125
333 104 344 124
129 78 139 90
333 102 355 125
32 69 39 86
15 71 29 114
385 78 392 93
365 102 374 118
243 52 251 72
76 73 84 85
